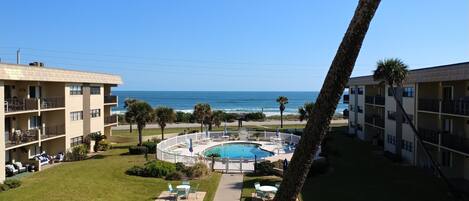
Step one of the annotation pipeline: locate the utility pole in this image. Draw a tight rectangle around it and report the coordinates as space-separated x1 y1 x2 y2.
16 49 20 64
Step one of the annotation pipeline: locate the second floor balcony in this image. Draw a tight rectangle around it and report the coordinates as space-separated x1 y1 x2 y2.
365 95 385 106
5 128 40 148
104 115 118 125
42 124 66 139
365 114 385 128
419 98 469 116
41 97 65 109
104 95 117 104
418 127 469 155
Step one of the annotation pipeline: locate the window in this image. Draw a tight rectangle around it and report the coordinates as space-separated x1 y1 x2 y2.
357 106 363 113
90 86 101 95
357 87 364 95
351 88 356 94
70 85 83 95
387 134 396 145
403 87 414 97
70 111 83 121
91 109 101 118
402 140 413 152
70 136 83 147
30 116 42 129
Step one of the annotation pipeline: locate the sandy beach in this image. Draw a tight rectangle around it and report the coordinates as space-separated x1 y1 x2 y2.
112 119 348 130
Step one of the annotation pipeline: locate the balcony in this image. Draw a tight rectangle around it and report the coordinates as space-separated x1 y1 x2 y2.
365 95 385 106
418 128 469 155
441 99 469 116
343 94 349 104
5 129 40 148
418 98 439 113
365 114 385 128
41 97 65 109
4 98 38 113
104 95 117 104
104 115 118 125
42 124 66 139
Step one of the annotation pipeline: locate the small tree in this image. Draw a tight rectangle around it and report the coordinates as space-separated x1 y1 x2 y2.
128 101 154 145
154 106 176 140
298 102 314 122
124 98 137 133
212 110 225 128
276 96 289 128
193 103 212 131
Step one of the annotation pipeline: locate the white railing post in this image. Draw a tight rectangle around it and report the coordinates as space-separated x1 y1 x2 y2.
240 158 243 173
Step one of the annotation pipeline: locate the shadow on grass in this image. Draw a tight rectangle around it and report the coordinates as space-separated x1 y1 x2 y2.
89 155 107 160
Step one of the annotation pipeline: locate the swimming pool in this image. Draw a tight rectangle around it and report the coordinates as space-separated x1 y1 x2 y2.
203 143 274 159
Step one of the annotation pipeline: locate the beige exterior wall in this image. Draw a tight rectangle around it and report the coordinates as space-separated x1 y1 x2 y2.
65 84 84 150
90 85 104 134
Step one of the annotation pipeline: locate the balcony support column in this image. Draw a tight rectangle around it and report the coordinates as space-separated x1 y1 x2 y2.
0 82 5 183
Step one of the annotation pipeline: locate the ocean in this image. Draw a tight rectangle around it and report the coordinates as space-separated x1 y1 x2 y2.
112 91 347 116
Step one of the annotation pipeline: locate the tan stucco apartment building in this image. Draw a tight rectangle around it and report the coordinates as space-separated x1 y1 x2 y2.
345 61 469 183
1 62 122 182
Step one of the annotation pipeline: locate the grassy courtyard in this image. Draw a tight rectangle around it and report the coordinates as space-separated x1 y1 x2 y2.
242 126 452 201
0 148 221 201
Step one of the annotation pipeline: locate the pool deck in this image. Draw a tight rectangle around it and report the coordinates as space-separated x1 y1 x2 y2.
168 140 294 162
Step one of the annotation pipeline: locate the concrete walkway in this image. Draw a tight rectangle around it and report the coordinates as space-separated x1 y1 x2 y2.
213 174 244 201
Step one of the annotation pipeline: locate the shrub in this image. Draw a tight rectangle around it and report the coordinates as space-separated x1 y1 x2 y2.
126 166 145 176
4 179 21 189
186 162 209 178
0 184 9 192
175 162 186 172
165 171 184 180
255 161 275 176
142 141 156 154
96 140 110 151
66 144 89 161
245 112 266 121
128 146 148 155
188 129 199 134
143 160 176 177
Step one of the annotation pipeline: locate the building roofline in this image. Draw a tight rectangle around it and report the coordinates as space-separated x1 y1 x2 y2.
0 62 123 85
348 61 469 86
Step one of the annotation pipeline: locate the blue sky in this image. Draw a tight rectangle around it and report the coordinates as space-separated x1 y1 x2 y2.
0 0 467 91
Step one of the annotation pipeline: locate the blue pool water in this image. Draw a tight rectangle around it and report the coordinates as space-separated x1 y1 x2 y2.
203 143 273 159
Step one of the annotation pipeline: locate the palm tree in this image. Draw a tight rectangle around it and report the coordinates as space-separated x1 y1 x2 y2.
212 110 225 128
154 106 176 140
124 98 137 133
127 101 154 145
193 103 212 131
276 96 289 128
373 58 408 158
298 102 314 122
373 58 459 198
274 1 381 200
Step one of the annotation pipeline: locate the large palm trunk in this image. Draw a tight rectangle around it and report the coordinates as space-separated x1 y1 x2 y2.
280 111 284 128
129 123 133 133
137 125 143 145
161 127 165 140
390 87 460 199
273 1 381 200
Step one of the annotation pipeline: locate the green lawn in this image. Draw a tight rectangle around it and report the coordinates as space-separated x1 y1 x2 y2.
0 148 221 201
242 126 452 201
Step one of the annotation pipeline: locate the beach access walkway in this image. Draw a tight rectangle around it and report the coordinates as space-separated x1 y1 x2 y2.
213 174 244 201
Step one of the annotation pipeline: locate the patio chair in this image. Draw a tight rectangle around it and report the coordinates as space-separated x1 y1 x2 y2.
176 188 189 200
5 164 18 176
168 183 176 199
13 161 27 173
189 183 200 199
254 183 268 200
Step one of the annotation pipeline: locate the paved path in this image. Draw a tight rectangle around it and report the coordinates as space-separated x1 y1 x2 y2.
213 174 244 201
